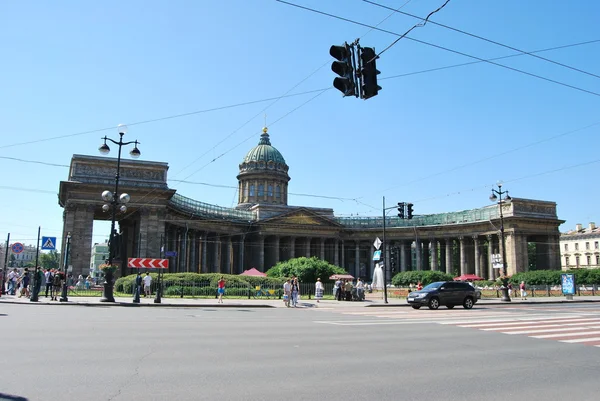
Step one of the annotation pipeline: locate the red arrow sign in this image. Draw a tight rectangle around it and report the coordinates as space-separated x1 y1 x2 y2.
127 258 169 269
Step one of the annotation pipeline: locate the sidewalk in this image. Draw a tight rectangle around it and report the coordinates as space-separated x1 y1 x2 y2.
1 293 600 308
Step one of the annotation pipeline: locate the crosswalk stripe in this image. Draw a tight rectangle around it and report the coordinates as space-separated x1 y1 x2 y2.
533 330 600 339
503 327 591 335
562 336 600 343
460 317 600 328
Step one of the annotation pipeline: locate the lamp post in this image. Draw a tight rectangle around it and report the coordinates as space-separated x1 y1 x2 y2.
98 124 141 303
490 182 512 302
59 233 71 302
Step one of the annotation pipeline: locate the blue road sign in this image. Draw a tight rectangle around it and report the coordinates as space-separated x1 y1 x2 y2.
41 236 57 250
11 242 24 254
165 251 177 257
373 250 381 261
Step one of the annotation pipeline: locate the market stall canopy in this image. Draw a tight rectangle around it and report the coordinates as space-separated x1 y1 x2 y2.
454 274 484 281
240 268 267 277
329 274 355 280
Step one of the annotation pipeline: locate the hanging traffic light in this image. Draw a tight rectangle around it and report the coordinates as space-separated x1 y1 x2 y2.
359 47 381 100
330 44 357 97
397 202 405 219
407 203 414 220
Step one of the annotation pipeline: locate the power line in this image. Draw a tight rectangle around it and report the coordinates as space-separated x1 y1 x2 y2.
276 0 600 98
364 0 600 80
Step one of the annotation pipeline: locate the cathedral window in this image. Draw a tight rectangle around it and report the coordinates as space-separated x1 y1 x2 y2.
249 185 255 197
276 185 281 198
258 184 264 197
268 185 273 197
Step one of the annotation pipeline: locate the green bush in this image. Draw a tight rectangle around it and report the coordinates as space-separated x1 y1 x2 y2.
266 257 346 283
391 271 454 286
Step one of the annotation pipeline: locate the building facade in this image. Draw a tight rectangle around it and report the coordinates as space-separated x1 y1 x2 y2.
560 223 600 270
58 128 564 280
89 241 110 277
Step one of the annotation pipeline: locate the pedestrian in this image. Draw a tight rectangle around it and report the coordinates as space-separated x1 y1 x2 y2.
507 282 513 297
18 268 30 298
291 277 300 307
314 278 323 303
334 278 342 301
8 268 18 295
143 272 152 297
520 281 527 300
283 279 291 307
356 278 365 301
217 276 225 303
52 270 63 301
44 269 53 298
416 281 423 291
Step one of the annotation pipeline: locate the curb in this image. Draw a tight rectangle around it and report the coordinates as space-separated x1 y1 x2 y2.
0 300 275 308
365 299 600 307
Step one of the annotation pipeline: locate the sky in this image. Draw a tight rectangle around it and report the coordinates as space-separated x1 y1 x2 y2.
1 0 599 253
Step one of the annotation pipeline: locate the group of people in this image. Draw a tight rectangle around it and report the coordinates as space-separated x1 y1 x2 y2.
282 276 301 307
333 278 367 301
133 272 154 298
3 267 66 301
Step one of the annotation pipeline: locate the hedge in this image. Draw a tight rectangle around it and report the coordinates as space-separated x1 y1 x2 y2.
266 256 347 283
391 271 454 286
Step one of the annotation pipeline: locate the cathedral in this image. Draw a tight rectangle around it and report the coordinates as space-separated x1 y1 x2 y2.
59 128 563 280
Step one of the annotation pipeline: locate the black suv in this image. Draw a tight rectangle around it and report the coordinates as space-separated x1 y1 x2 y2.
407 281 478 310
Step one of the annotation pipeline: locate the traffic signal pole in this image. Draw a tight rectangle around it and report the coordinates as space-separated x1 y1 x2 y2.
382 196 388 304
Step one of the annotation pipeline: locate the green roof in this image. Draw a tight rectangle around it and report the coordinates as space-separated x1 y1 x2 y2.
242 129 286 165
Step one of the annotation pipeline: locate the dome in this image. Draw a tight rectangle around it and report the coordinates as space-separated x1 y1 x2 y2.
242 127 287 166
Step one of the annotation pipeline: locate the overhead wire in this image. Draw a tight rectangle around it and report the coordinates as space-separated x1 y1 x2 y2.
275 1 600 98
363 0 600 80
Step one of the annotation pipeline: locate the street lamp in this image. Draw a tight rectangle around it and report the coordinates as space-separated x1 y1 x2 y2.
490 181 512 302
98 124 140 302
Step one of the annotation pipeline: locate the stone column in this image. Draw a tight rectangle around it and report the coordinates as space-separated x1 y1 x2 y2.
62 203 95 278
274 236 280 265
201 234 207 273
459 237 466 275
473 235 481 278
214 235 221 273
305 237 311 258
289 237 295 259
189 230 197 273
430 239 438 271
258 235 265 271
445 238 453 275
399 241 407 272
547 234 561 270
334 240 339 266
356 242 361 278
227 237 233 274
238 236 245 273
341 241 345 270
439 241 446 272
487 235 495 280
320 238 325 260
422 241 429 270
415 240 422 271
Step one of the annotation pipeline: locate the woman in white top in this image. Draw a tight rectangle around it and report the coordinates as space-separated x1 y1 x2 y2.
314 278 324 303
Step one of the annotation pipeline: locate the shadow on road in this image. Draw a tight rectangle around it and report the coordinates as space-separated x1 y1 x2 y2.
0 392 28 400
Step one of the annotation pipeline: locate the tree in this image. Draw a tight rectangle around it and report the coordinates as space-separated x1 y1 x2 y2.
266 257 346 283
40 250 60 270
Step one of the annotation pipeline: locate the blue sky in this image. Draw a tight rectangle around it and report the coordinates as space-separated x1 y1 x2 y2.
1 0 599 252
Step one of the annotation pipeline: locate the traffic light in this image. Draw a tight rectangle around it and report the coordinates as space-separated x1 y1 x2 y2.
407 203 414 220
397 202 405 219
359 47 381 99
330 44 356 97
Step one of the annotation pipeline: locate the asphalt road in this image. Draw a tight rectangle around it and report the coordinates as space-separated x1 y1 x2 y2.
1 303 599 401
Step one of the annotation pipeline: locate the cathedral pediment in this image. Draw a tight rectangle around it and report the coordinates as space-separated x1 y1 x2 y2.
261 207 341 228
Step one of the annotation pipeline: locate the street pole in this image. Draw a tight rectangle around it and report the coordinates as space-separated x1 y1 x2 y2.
60 233 71 302
1 233 9 295
382 196 388 304
490 183 511 302
30 226 41 302
154 234 163 303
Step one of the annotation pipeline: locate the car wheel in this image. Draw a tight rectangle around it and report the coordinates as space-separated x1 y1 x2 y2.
463 297 474 309
446 305 455 309
411 305 421 309
428 297 440 310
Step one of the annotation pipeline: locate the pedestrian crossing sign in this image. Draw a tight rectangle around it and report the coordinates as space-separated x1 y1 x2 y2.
41 236 56 250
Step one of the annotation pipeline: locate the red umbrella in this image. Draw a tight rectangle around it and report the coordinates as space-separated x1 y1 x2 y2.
454 274 484 281
240 268 267 277
329 274 354 280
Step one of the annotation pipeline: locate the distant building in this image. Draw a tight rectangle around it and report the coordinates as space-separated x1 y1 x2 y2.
89 241 109 277
560 223 600 270
0 243 38 268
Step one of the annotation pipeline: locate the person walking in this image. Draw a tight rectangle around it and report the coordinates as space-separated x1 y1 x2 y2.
519 281 527 300
217 276 226 303
143 272 152 297
334 278 342 301
283 279 291 307
8 268 18 295
44 269 53 298
18 268 30 298
51 270 63 301
291 278 300 307
314 278 323 303
356 278 365 301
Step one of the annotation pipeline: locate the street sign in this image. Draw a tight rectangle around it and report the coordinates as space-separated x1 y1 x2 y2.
41 236 57 250
165 250 177 257
491 253 503 269
373 250 381 261
11 242 24 254
373 237 382 250
127 258 169 269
